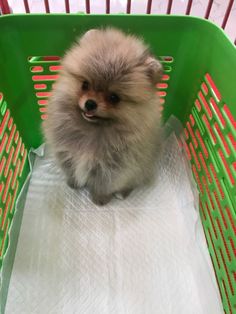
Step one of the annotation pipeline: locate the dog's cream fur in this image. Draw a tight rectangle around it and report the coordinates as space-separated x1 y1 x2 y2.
43 28 162 205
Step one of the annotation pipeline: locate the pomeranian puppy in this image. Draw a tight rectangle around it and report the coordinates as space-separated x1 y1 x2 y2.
43 28 163 205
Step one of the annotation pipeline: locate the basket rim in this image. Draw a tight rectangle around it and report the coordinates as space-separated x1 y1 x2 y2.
0 13 235 50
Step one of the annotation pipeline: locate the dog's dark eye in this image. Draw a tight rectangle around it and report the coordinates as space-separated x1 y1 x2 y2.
82 81 89 91
108 93 120 104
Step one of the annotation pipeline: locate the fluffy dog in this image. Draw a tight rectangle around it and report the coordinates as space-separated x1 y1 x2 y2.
43 28 163 205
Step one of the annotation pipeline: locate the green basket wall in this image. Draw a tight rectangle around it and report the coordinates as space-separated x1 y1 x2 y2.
0 14 235 314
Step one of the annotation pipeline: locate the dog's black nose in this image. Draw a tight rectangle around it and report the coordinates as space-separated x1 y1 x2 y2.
85 99 97 111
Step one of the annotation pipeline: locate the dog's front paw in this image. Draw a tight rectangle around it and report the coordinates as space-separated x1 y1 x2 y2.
66 177 78 190
91 194 112 206
115 188 133 200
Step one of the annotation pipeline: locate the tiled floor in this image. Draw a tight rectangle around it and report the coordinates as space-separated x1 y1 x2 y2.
7 0 236 41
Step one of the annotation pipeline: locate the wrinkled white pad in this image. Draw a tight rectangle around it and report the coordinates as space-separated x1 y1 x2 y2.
6 133 223 314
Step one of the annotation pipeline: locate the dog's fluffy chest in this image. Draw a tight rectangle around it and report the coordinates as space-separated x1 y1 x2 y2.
73 137 124 187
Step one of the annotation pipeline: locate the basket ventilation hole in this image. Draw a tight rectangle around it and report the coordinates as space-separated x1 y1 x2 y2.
29 55 61 120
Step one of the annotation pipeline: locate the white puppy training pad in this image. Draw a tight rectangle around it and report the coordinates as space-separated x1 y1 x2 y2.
5 131 223 314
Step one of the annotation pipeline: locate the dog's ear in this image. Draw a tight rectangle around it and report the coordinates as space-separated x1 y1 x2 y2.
81 29 98 42
145 57 163 85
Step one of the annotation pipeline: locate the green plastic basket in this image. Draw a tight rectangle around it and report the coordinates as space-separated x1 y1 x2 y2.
0 14 235 314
